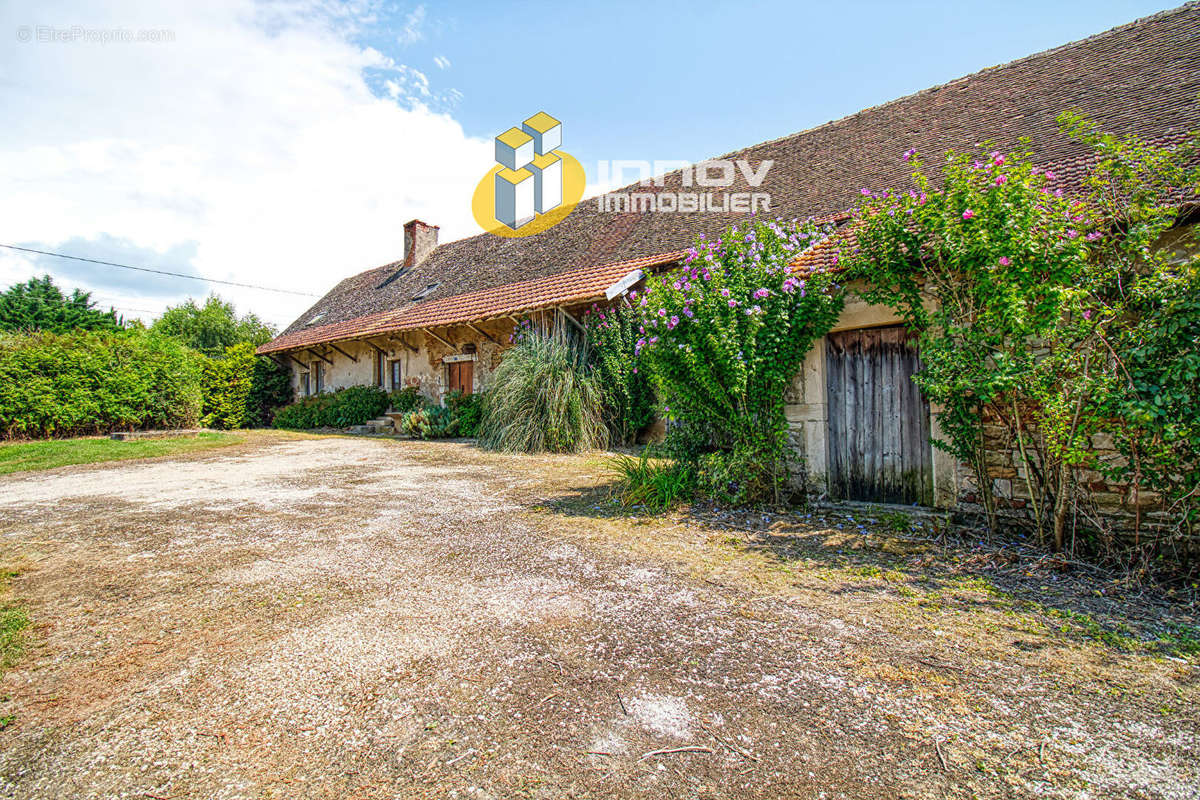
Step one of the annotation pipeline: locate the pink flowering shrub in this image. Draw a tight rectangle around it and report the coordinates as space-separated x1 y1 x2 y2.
635 218 843 503
843 113 1200 564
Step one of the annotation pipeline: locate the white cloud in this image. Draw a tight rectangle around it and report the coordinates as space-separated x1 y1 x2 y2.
433 54 450 70
397 4 425 45
0 0 491 328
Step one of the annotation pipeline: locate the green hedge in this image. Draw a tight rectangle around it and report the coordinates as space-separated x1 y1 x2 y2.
200 342 292 429
272 386 389 430
0 329 203 438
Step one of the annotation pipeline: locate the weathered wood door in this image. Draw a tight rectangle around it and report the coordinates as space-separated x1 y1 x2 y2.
825 326 933 505
447 360 473 395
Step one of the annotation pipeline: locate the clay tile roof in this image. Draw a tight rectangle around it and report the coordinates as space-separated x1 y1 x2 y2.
258 250 685 353
263 4 1200 354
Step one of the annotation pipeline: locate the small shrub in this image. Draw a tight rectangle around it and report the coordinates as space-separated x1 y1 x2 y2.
389 386 425 413
272 385 389 430
879 510 912 534
609 452 696 511
445 389 483 437
479 334 607 453
695 446 779 507
400 405 457 439
400 408 433 438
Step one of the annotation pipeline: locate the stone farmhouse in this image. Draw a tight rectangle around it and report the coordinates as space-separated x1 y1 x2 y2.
260 4 1200 514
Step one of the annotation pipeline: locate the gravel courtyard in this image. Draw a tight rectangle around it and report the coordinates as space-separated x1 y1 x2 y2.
0 433 1195 799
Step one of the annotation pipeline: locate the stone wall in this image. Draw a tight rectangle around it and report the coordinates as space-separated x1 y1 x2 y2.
957 416 1171 539
285 316 515 405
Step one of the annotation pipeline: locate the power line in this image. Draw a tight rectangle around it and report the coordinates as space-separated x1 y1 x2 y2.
0 287 296 326
0 291 163 316
0 243 319 298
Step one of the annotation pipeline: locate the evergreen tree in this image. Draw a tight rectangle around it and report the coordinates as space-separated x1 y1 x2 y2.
0 275 122 333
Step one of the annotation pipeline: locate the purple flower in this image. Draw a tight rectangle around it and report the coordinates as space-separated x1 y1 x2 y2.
728 299 738 308
860 188 871 196
683 307 694 318
998 256 1011 266
720 288 730 297
658 308 667 317
903 148 916 161
754 288 769 299
962 209 975 220
1083 309 1093 320
670 315 679 326
995 174 1008 186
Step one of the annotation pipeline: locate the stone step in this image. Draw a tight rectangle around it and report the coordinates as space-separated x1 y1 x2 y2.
348 422 394 435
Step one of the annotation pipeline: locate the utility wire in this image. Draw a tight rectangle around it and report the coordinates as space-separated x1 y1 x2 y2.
0 287 295 326
0 292 163 316
0 288 167 314
0 243 319 298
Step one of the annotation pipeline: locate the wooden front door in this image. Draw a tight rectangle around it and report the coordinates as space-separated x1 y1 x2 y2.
825 326 933 505
447 360 473 395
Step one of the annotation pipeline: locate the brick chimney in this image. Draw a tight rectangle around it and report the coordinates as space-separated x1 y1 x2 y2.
403 219 439 268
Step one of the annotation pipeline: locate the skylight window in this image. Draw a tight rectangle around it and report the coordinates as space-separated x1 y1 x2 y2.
412 283 439 301
377 266 407 288
305 313 324 326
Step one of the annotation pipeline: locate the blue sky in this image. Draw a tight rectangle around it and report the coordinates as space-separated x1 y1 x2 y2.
0 0 1179 327
358 0 1176 170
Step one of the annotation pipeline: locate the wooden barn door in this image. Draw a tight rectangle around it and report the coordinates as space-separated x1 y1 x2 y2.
825 326 933 505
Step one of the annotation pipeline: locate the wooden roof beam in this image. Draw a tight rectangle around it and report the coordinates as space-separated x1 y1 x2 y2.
465 322 499 346
305 348 333 366
558 307 587 335
327 342 358 363
421 328 453 348
387 334 419 353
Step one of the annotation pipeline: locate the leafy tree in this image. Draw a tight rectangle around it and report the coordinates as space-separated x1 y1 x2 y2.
151 295 275 356
0 275 122 333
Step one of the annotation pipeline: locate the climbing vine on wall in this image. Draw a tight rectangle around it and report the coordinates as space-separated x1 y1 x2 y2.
842 115 1200 567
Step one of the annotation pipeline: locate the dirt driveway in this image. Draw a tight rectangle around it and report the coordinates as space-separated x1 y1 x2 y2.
0 433 1195 799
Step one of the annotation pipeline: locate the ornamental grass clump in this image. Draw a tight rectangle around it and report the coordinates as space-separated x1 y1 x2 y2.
478 333 607 453
634 217 844 504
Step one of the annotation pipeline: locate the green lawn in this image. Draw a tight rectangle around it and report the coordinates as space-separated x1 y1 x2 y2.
0 432 244 475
